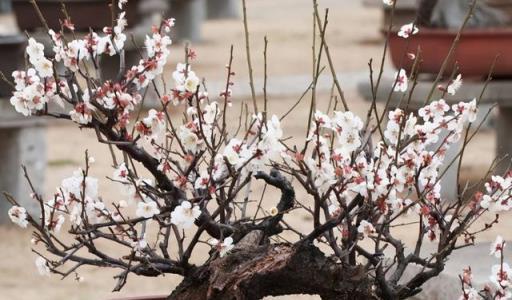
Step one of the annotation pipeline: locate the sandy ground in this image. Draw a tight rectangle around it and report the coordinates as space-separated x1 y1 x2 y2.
0 0 507 299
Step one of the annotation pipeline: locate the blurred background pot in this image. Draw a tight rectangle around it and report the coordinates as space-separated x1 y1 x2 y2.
12 0 140 31
388 27 512 77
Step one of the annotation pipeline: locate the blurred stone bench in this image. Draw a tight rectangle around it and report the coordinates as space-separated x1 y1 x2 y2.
0 99 46 222
358 78 511 200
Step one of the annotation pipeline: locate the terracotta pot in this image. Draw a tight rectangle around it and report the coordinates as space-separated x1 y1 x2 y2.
12 0 140 31
388 28 512 77
0 35 26 97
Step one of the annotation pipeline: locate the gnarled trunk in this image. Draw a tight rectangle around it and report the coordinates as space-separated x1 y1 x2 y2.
169 243 376 300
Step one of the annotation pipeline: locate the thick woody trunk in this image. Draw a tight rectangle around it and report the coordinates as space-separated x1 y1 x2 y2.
168 243 376 300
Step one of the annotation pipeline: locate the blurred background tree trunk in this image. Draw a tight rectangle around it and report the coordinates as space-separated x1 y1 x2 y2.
417 0 439 26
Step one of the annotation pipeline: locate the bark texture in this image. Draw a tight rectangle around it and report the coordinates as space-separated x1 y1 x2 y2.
168 242 376 300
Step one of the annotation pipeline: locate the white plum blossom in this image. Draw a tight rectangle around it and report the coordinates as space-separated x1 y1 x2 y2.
69 96 94 125
178 125 201 154
118 0 128 10
194 170 210 190
8 206 28 228
128 32 172 89
9 69 48 116
26 38 44 62
171 201 201 229
332 111 363 155
35 257 50 276
269 207 279 216
384 120 400 145
136 109 166 139
452 99 478 123
328 203 341 218
184 72 200 93
393 69 408 92
224 138 243 166
33 58 54 78
306 157 337 194
113 163 130 183
203 102 219 124
61 169 99 201
447 74 463 96
26 38 53 78
491 236 506 258
131 235 148 253
358 220 375 237
490 263 512 288
479 175 512 212
418 99 450 122
171 63 200 102
136 200 160 219
209 237 235 257
398 23 419 39
163 18 176 32
48 214 65 233
314 111 332 129
338 129 361 153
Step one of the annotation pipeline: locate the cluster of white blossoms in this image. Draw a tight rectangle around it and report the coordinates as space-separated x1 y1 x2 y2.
308 96 481 241
10 2 176 127
55 168 104 226
478 175 512 212
357 220 375 238
49 10 127 68
170 201 201 229
208 237 235 257
393 69 408 92
8 206 28 228
135 109 166 140
489 237 512 295
218 114 285 176
461 236 512 299
136 199 160 219
129 30 173 90
171 100 219 159
391 12 464 98
26 38 54 77
169 63 201 103
10 67 69 116
8 0 512 288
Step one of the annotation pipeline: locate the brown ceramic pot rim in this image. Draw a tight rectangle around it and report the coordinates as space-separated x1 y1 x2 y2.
384 27 512 37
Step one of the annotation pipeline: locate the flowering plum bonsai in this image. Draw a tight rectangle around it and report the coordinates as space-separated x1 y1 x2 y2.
4 0 512 299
